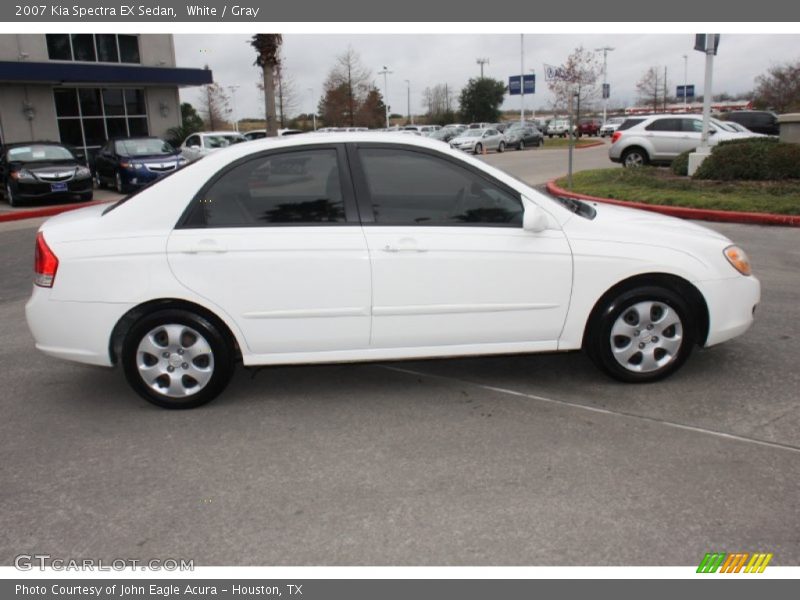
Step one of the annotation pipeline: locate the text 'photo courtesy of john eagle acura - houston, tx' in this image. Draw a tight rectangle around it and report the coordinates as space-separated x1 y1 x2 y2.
25 133 760 409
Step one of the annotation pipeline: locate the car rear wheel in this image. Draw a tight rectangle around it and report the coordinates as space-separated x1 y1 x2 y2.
115 172 125 194
622 147 649 168
122 309 235 409
586 286 695 383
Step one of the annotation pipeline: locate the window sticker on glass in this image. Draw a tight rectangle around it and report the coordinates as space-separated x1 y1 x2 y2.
32 150 47 159
8 147 30 157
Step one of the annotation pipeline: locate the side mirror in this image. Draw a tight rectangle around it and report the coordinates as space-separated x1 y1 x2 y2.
709 128 717 135
522 197 550 233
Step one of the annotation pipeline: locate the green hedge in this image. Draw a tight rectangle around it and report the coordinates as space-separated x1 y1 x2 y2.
693 138 800 181
671 150 690 176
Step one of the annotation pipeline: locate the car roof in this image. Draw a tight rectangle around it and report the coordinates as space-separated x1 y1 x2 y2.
200 131 245 136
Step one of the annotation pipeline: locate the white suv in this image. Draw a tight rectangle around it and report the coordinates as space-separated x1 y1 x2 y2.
608 115 759 167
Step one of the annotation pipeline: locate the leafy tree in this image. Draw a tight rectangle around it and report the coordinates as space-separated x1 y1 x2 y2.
356 88 387 129
753 60 800 112
547 46 601 114
165 102 204 146
251 34 283 136
458 78 506 123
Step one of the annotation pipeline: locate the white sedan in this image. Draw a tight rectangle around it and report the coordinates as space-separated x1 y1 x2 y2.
180 131 246 162
26 133 760 409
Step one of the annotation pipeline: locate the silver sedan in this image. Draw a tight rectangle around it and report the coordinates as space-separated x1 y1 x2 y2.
449 128 506 154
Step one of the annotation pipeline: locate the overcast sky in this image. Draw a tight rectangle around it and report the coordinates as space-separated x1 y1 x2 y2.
174 34 800 120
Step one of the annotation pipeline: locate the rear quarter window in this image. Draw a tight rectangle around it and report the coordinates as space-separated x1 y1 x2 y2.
617 118 645 131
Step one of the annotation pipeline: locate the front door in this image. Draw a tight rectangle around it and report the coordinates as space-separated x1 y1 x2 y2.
350 144 573 350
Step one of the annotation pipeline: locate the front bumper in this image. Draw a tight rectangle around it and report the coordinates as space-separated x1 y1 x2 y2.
697 275 761 347
13 178 92 199
121 164 180 188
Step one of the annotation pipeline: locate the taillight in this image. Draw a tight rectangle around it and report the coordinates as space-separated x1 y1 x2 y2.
611 131 622 144
34 232 59 288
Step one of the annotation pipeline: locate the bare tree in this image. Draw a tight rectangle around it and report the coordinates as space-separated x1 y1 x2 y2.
320 47 372 127
198 72 231 130
547 46 601 114
250 34 283 136
636 67 662 112
753 60 800 112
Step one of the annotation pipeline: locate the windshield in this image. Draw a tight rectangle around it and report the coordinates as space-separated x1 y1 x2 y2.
7 144 74 162
205 135 245 148
116 138 174 156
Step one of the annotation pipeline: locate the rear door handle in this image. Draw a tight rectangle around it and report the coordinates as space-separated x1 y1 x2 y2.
383 239 428 253
184 239 227 254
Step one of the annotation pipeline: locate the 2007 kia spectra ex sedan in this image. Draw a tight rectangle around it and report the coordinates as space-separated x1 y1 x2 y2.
25 133 760 409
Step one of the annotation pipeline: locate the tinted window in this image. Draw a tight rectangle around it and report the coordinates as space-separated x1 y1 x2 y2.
645 118 683 132
46 34 71 60
103 89 125 116
79 88 102 116
197 149 346 227
685 119 704 133
54 88 79 117
617 118 645 131
358 148 522 226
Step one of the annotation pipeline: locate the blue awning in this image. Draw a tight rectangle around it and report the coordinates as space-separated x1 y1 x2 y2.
0 61 212 87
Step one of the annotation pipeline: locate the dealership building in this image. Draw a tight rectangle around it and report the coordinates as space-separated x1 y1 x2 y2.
0 34 212 163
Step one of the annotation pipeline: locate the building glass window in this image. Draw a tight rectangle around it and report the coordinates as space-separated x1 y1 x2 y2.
46 34 71 61
45 34 140 64
54 87 149 166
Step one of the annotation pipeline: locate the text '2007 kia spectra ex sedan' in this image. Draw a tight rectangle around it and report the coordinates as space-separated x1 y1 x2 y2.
26 133 760 408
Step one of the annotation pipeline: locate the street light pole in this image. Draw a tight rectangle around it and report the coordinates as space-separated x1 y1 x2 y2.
520 34 525 126
682 54 688 110
378 66 392 129
595 47 614 125
308 87 316 131
476 58 489 79
405 79 411 125
226 84 240 132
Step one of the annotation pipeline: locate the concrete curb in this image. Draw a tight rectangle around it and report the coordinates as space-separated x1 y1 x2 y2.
0 200 111 224
546 179 800 227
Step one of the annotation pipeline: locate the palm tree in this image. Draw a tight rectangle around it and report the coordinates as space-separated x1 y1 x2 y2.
250 34 283 137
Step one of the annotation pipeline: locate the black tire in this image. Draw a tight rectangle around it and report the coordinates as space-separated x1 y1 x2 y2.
122 309 235 409
474 143 483 155
538 137 544 147
585 286 695 383
5 183 20 207
94 171 105 189
115 171 125 194
621 147 649 168
518 140 525 151
497 141 505 153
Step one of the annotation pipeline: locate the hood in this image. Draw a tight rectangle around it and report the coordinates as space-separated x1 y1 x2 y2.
11 159 79 170
121 153 182 162
563 199 731 246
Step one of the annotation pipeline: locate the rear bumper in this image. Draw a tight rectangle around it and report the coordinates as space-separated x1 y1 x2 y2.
697 275 761 347
25 286 131 367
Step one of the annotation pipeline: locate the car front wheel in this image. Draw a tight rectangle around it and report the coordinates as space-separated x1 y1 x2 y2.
5 183 19 207
122 309 235 409
497 141 505 153
518 140 525 151
586 286 695 383
474 143 483 155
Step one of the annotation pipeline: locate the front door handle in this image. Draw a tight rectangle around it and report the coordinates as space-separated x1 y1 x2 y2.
184 239 227 254
383 240 428 253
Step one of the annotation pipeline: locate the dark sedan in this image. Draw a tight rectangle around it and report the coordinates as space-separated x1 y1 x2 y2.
1 142 92 207
503 125 544 150
94 137 187 193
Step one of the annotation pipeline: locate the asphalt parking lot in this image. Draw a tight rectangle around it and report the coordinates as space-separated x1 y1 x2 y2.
1 144 798 566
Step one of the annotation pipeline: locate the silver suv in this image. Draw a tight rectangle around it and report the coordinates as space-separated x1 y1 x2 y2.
608 114 759 167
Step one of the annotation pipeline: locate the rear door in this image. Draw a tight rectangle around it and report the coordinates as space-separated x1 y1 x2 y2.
644 118 686 159
167 144 371 358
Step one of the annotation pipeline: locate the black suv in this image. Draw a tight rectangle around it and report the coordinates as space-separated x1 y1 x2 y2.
721 111 779 136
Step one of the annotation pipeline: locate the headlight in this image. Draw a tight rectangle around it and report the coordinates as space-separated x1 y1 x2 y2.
75 166 91 178
10 169 35 181
177 157 188 166
132 162 143 169
724 245 752 276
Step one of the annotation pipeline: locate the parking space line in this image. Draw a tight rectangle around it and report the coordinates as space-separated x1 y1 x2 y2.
378 365 800 455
